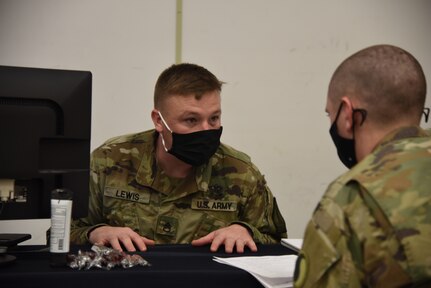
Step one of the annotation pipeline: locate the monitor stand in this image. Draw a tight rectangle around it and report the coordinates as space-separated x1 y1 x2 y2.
0 233 31 266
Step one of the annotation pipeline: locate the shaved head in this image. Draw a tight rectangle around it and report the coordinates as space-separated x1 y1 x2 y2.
328 45 426 125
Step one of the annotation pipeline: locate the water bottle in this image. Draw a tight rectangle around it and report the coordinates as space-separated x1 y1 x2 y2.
50 188 73 266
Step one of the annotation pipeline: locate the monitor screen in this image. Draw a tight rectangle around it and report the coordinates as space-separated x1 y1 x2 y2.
0 65 92 220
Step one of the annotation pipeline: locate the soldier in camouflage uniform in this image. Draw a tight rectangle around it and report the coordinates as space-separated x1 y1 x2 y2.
71 63 287 253
294 45 431 287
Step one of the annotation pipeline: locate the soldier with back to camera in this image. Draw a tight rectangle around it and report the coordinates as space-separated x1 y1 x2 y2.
294 45 431 287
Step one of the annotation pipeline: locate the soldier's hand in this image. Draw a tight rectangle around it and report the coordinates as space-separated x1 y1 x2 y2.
191 224 258 253
88 226 155 252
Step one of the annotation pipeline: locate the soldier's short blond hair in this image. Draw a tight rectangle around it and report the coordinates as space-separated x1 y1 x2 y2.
328 44 427 125
154 63 223 109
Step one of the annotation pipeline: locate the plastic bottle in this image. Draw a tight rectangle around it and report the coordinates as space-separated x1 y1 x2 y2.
50 188 73 266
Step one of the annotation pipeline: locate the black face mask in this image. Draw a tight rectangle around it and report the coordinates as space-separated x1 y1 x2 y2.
158 112 223 166
329 103 357 169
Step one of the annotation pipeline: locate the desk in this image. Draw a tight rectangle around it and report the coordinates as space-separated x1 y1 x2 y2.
1 244 295 288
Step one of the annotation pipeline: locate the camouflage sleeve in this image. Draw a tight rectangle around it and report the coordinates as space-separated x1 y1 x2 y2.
294 181 362 288
294 179 411 287
70 148 108 244
232 166 287 244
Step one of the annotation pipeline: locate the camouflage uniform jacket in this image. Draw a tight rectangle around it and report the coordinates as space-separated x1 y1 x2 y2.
295 126 431 288
71 129 287 245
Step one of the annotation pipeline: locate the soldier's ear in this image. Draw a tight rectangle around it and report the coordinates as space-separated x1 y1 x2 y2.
339 97 355 138
151 109 163 132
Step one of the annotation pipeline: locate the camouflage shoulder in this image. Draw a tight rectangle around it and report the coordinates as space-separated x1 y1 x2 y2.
97 129 155 149
91 129 155 161
323 165 362 200
217 142 252 164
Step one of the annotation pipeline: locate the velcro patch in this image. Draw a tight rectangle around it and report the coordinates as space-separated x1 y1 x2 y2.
104 187 150 204
156 216 178 237
191 199 237 212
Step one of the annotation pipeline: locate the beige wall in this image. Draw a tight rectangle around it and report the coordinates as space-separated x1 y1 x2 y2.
1 0 430 244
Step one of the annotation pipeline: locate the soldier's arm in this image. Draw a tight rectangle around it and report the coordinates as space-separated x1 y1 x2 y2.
70 152 107 244
294 182 363 288
233 171 287 244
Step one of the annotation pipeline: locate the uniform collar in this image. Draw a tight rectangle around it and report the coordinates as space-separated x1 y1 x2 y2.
374 126 429 151
329 125 429 188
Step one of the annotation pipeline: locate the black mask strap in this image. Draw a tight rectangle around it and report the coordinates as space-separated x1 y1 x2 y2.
329 101 368 169
423 108 430 123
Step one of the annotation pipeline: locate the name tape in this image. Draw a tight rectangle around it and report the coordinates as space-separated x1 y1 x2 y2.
191 199 237 212
104 187 150 204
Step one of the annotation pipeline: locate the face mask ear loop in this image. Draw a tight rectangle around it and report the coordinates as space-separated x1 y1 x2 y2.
423 108 430 123
158 111 173 152
351 108 367 140
158 111 173 133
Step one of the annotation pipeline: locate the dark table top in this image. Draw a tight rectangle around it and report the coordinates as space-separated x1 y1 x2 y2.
0 244 295 288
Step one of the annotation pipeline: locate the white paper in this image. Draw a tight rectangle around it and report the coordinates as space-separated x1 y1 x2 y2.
280 238 303 253
213 254 297 288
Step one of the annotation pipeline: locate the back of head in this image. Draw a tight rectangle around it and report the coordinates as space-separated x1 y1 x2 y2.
154 63 223 109
328 45 427 126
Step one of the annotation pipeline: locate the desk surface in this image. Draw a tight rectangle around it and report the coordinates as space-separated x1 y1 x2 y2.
1 244 295 288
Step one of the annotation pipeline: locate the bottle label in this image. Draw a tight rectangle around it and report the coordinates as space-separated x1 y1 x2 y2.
50 199 72 253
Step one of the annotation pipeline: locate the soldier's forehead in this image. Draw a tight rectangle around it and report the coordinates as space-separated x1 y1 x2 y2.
163 97 221 116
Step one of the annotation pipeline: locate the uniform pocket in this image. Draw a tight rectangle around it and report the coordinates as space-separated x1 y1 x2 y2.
401 233 431 282
193 213 229 239
103 196 139 228
295 220 340 287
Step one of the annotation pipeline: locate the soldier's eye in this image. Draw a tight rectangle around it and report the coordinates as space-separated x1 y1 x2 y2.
185 118 197 124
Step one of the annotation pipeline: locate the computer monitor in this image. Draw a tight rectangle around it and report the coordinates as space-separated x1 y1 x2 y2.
0 65 92 220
